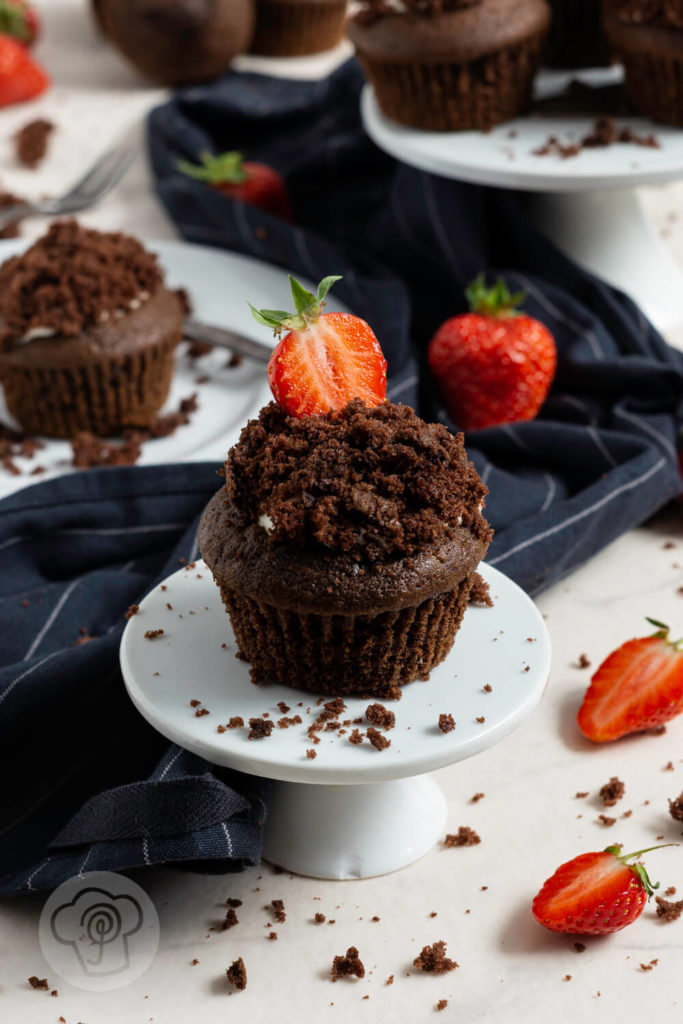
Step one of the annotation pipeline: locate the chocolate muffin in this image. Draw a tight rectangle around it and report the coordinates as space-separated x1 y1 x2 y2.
96 0 254 85
0 221 184 439
347 0 551 132
249 0 346 56
604 0 683 125
199 399 492 698
545 0 610 68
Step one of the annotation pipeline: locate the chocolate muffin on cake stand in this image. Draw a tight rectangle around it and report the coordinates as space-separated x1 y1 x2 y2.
121 560 550 879
362 66 683 332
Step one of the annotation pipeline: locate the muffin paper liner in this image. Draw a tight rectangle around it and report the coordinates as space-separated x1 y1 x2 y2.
0 333 179 438
357 33 546 131
620 49 683 126
216 572 476 698
250 0 347 57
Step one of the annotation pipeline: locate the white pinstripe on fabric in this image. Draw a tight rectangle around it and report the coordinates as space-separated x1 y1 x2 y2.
142 836 151 865
23 578 80 662
387 374 419 400
540 473 557 513
555 394 597 425
158 746 183 780
221 821 234 858
0 649 61 706
508 272 605 361
26 855 51 892
613 407 678 461
420 172 463 279
59 522 187 537
586 426 619 469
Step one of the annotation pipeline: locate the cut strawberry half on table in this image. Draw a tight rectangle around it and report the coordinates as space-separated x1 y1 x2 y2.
0 0 40 47
577 618 683 742
532 844 667 935
251 274 387 418
178 150 291 221
0 32 48 107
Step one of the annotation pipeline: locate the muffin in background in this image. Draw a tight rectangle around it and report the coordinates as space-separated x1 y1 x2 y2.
346 0 551 132
604 0 683 125
0 221 185 439
545 0 611 68
249 0 347 56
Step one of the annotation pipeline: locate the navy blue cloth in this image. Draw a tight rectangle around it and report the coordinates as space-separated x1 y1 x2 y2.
3 59 683 898
148 58 683 594
0 466 268 897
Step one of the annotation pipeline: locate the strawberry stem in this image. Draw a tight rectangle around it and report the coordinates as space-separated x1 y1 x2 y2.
606 843 678 899
178 150 249 186
0 2 31 42
250 274 342 335
465 274 526 319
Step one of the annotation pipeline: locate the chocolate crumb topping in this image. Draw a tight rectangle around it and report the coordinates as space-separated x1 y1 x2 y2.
125 604 139 620
669 792 683 821
413 941 458 973
437 1000 449 1011
438 713 455 733
655 896 683 921
331 946 365 981
469 572 492 606
0 221 163 348
144 629 163 640
226 400 490 563
28 976 49 989
597 813 616 826
227 716 244 728
600 776 625 806
367 727 390 751
445 827 480 847
226 957 247 991
16 119 54 169
349 728 364 745
222 908 239 930
270 899 286 923
248 718 273 740
366 703 395 729
226 898 242 908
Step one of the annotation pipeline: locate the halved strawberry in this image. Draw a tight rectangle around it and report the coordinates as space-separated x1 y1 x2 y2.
251 275 387 418
0 1 40 47
577 618 683 742
532 844 666 936
0 33 48 107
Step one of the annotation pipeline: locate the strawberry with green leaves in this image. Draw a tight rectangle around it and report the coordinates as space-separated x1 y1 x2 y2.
0 0 39 47
0 31 48 107
427 275 556 431
578 618 683 742
179 150 291 221
533 844 668 935
251 274 387 418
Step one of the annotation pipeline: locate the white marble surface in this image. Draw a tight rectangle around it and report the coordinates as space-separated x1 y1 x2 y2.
2 3 683 1022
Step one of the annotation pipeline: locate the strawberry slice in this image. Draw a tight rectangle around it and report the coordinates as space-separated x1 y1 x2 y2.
251 275 387 418
577 618 683 742
0 32 48 107
533 844 666 935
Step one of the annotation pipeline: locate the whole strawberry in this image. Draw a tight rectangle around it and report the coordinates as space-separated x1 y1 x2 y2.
0 32 48 107
0 0 39 47
533 844 665 935
577 618 683 742
251 274 387 418
427 275 557 431
178 150 291 221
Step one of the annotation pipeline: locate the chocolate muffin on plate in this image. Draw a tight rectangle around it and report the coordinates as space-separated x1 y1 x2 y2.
198 274 492 698
0 221 185 439
249 0 347 56
603 0 683 125
346 0 551 131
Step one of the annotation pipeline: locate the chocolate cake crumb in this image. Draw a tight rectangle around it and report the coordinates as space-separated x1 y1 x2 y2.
665 886 677 897
195 707 210 718
438 713 455 734
349 729 364 745
668 793 683 821
371 915 380 922
600 777 625 806
324 698 347 716
191 958 199 965
71 394 198 469
413 941 458 974
226 898 242 908
125 604 139 620
533 118 660 160
564 974 572 982
621 810 633 819
483 684 492 693
28 976 49 989
475 716 485 724
436 1000 448 1011
331 946 365 981
577 653 591 669
306 748 317 759
278 715 303 728
597 814 616 826
270 899 286 923
190 699 201 707
226 957 247 991
469 572 493 606
386 975 394 985
656 896 683 921
144 629 164 640
314 913 326 923
471 792 485 803
0 221 163 346
575 792 589 799
222 908 239 930
268 931 277 940
445 827 481 847
664 761 675 771
248 718 273 740
367 727 391 751
277 701 290 714
15 118 54 169
366 703 395 729
227 717 244 729
574 942 586 953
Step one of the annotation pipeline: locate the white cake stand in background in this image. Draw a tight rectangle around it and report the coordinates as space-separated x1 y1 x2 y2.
120 561 551 880
362 67 683 331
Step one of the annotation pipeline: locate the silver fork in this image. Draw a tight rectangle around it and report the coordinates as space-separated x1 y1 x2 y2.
0 134 138 232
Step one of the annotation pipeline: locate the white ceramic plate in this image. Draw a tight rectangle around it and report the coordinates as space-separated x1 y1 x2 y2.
120 561 552 786
0 239 349 497
362 68 683 193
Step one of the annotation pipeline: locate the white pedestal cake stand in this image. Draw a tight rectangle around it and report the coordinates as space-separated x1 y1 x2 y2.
361 68 683 331
120 561 551 880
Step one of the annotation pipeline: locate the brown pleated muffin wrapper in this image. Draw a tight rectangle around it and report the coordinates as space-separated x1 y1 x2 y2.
217 572 475 698
250 0 347 57
0 333 179 439
618 49 683 127
357 33 547 132
544 0 610 68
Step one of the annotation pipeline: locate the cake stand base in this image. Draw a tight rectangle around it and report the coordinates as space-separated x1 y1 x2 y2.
262 775 447 880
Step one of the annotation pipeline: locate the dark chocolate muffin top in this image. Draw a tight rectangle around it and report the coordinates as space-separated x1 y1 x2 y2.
0 220 163 348
355 0 479 22
226 399 490 563
607 0 683 27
